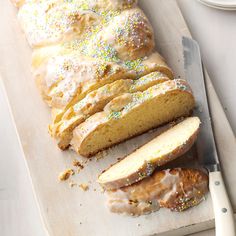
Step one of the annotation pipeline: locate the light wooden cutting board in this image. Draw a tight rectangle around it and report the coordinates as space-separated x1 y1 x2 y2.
0 0 235 235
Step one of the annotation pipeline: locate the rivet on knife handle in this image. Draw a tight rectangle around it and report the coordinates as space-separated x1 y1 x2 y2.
209 171 235 236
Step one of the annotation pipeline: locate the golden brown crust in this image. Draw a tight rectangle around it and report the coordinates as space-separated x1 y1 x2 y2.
71 79 195 157
98 117 200 190
34 56 134 109
137 52 173 79
50 72 170 149
28 4 172 110
33 50 173 111
106 168 209 216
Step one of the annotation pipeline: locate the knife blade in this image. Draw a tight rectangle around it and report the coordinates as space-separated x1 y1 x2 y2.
182 36 235 236
182 36 219 172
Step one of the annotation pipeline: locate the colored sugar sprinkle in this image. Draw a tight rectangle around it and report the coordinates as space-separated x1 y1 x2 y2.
175 80 189 91
138 172 146 178
124 57 149 76
146 162 155 176
124 58 144 70
108 111 121 120
43 5 152 84
131 72 162 89
24 2 101 43
174 197 200 212
61 8 150 64
178 84 188 91
122 88 155 113
31 0 158 109
85 41 119 62
95 62 109 76
62 10 121 62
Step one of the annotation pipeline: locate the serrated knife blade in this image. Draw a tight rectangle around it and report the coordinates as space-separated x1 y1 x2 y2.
182 36 219 171
182 36 235 236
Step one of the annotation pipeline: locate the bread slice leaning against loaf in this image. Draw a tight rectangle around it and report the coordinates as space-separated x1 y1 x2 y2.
106 168 208 216
71 79 195 157
50 72 170 150
98 117 200 190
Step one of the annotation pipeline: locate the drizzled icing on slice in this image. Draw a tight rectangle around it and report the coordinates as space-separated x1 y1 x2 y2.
106 169 208 216
105 79 192 120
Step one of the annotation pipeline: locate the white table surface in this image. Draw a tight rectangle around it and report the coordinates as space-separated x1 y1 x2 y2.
0 1 235 235
178 0 236 135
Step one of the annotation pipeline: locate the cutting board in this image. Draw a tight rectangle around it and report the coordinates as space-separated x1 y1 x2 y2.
0 0 235 235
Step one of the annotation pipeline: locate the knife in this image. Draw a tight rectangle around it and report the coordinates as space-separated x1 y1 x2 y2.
182 36 235 236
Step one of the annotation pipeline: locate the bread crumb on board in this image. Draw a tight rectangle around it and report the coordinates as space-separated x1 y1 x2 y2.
69 181 77 188
72 159 84 169
79 184 89 191
58 169 74 181
72 159 85 173
95 149 109 161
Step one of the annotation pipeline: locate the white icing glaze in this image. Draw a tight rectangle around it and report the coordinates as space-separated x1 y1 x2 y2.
106 189 161 215
91 8 154 60
48 60 98 106
159 169 180 202
36 51 124 107
18 0 138 47
106 169 208 215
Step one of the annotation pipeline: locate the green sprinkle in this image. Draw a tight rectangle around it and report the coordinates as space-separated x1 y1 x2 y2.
108 111 121 120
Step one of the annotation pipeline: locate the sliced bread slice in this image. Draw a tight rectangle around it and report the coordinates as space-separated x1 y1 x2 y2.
49 72 170 149
35 55 134 109
47 51 173 124
71 79 195 157
106 168 208 216
34 51 173 111
98 117 200 190
134 52 173 79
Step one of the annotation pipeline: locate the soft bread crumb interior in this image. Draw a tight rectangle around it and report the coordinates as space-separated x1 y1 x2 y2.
99 117 200 183
78 89 194 156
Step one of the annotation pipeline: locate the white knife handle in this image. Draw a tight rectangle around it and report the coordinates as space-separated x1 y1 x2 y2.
209 171 235 236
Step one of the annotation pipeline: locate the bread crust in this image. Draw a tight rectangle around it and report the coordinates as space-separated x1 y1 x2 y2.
47 52 173 124
28 4 172 110
106 168 209 216
98 117 200 190
33 50 173 113
18 0 139 48
11 0 25 7
50 72 170 149
71 79 195 157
